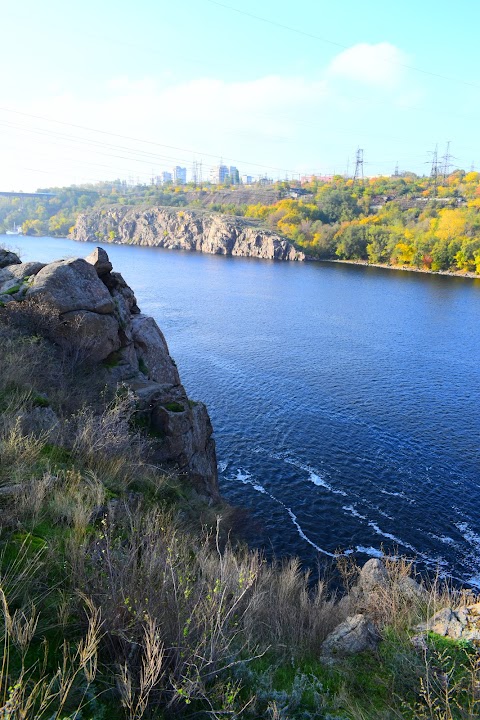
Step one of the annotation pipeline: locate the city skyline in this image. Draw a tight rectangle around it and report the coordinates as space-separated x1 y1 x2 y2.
1 1 480 190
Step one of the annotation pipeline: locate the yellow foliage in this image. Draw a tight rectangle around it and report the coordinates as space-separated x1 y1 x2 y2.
394 243 415 264
464 171 480 184
435 209 466 241
358 216 380 225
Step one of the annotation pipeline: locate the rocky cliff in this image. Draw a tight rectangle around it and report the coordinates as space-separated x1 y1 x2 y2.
71 206 305 261
0 247 219 500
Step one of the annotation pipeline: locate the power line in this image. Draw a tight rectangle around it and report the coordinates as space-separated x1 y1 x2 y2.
0 106 296 176
205 0 480 90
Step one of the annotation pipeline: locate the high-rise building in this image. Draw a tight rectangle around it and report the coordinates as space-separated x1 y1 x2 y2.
241 175 254 185
210 164 229 184
229 166 240 184
161 171 173 184
173 166 187 184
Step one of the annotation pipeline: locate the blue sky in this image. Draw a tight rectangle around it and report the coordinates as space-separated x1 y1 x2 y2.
1 0 479 189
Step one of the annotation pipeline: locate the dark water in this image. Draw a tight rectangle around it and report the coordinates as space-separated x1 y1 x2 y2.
4 235 480 586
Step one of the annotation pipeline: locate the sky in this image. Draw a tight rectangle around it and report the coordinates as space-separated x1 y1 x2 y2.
1 0 480 190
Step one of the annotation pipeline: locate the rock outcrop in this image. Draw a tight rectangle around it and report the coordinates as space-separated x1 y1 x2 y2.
321 614 379 659
1 247 219 501
416 603 480 643
71 206 305 261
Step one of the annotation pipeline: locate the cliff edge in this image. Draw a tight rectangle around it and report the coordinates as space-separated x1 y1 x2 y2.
71 205 305 261
0 246 219 500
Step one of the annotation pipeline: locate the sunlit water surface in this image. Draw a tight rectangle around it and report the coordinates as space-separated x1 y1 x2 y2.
5 235 480 586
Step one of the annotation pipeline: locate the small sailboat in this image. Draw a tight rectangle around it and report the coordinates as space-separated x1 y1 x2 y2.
6 224 22 235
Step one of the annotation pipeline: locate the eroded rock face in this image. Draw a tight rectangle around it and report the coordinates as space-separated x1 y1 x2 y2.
3 248 219 500
72 206 305 262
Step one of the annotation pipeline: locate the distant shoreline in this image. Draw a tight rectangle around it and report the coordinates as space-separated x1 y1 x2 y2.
311 257 480 280
3 233 480 280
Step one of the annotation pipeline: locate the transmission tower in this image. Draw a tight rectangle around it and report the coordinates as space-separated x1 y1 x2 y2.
441 141 454 180
352 148 364 186
428 145 441 198
394 162 399 177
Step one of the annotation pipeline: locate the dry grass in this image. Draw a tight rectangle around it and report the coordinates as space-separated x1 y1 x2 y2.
0 587 102 720
2 287 480 719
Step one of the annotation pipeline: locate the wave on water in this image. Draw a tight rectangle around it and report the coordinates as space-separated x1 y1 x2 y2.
367 521 418 553
342 504 366 520
456 521 480 551
356 545 384 558
380 489 414 503
235 469 268 495
232 468 337 557
265 450 348 496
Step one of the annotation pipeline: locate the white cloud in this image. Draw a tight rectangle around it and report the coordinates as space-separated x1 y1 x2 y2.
0 41 421 189
327 42 408 89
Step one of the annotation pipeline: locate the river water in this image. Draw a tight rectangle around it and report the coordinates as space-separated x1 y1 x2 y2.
4 235 480 587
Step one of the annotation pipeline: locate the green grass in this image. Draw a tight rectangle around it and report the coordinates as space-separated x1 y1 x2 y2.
164 401 185 413
3 284 21 295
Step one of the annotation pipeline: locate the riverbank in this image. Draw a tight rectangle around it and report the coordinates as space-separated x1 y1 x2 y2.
312 256 480 279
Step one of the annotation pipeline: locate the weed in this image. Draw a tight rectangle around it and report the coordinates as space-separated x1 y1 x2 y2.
164 402 185 413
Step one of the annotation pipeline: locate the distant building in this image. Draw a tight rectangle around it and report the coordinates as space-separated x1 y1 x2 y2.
229 166 240 185
242 175 254 185
161 171 173 184
173 166 187 184
300 174 334 184
210 164 229 184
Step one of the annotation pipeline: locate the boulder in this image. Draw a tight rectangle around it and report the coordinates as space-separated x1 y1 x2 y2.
0 249 21 268
26 258 115 314
358 558 389 593
321 614 379 658
55 310 121 363
396 576 426 602
0 262 45 294
17 406 60 442
417 603 480 642
85 247 113 275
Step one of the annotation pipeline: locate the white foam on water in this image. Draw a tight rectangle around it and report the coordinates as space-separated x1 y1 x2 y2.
307 471 347 495
456 522 480 550
218 460 228 474
234 469 268 495
467 575 480 590
368 522 418 553
280 454 347 495
283 504 336 557
342 504 366 520
380 489 413 504
356 545 384 558
376 508 394 520
232 467 339 558
429 533 457 547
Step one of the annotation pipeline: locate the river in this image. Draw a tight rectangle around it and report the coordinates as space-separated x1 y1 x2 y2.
3 234 480 587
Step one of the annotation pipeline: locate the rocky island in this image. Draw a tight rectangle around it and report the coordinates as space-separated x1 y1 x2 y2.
71 205 305 261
